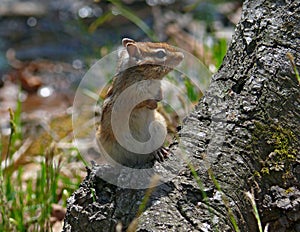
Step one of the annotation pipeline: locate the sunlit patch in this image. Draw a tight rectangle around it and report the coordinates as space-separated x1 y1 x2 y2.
38 86 54 98
27 17 37 27
72 59 83 69
2 127 11 136
111 7 120 16
19 91 28 102
146 0 175 6
78 6 93 18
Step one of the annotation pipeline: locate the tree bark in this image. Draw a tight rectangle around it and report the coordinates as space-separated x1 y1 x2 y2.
63 0 300 231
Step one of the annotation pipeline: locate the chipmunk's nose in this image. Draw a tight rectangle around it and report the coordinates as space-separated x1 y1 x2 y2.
171 51 184 66
177 51 184 61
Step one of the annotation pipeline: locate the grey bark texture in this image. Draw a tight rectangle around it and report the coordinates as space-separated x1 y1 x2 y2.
63 0 300 231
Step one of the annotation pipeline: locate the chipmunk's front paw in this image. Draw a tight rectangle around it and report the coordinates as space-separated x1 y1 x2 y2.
153 147 169 162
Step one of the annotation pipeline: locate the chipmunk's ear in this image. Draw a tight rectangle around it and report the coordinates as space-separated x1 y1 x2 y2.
122 38 141 59
122 38 135 47
126 43 141 58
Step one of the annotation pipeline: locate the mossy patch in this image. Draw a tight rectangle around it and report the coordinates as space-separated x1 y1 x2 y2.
252 121 298 179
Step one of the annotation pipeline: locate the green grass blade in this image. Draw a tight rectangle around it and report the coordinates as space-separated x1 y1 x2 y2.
245 191 263 232
108 0 157 41
89 11 114 33
208 168 240 232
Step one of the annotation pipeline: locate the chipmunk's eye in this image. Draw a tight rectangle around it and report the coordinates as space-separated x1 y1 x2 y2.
155 50 166 59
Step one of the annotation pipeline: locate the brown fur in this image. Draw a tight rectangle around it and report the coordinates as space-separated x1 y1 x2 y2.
96 38 183 167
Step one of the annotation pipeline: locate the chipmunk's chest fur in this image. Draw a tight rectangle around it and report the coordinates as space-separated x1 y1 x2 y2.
97 79 166 166
129 107 165 143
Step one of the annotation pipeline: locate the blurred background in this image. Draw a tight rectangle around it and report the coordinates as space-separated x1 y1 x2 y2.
0 0 242 231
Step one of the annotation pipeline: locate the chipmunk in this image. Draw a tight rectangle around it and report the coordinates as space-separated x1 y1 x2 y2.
96 38 183 167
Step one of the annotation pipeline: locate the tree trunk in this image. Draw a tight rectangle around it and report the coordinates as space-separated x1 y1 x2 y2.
63 0 300 231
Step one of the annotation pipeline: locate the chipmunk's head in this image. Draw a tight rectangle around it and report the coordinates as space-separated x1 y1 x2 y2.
118 38 184 78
